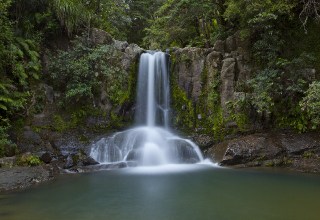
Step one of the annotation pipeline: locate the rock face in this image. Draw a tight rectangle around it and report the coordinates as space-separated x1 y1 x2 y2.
170 33 252 130
171 47 212 102
220 58 236 112
206 132 320 173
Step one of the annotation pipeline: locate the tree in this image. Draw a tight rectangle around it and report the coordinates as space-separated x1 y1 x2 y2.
300 0 320 32
144 0 220 49
126 0 164 44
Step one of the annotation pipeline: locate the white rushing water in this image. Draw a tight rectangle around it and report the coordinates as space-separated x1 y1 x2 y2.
90 51 204 166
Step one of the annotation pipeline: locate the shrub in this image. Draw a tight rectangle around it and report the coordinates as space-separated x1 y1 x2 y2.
0 124 17 157
300 81 320 129
49 37 128 108
17 153 41 166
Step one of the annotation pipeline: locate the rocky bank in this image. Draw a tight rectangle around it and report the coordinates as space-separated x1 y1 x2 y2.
206 131 320 173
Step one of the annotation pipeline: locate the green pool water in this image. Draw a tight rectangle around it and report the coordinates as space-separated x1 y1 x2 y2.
1 165 320 220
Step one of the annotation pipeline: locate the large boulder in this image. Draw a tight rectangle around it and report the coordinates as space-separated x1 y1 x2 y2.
90 28 114 45
113 40 129 52
206 132 320 173
121 44 144 71
219 134 284 165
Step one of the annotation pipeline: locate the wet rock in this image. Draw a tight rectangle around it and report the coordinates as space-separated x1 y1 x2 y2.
206 132 320 173
280 133 320 155
82 156 99 166
64 155 74 169
191 134 215 150
0 166 52 192
206 142 229 163
219 134 284 165
40 152 52 164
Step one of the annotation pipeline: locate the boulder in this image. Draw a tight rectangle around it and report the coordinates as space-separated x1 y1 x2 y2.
90 28 114 45
220 134 284 165
114 40 129 52
280 132 320 155
82 156 99 166
40 152 52 164
191 134 215 149
214 40 225 53
121 44 144 71
206 132 320 173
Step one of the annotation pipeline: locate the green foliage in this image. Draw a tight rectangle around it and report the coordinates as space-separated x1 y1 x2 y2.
144 0 225 49
51 0 130 39
171 79 194 130
246 52 316 131
53 115 69 132
49 37 128 107
300 81 320 129
248 68 279 114
0 125 17 157
17 153 41 166
126 0 163 44
211 107 226 141
51 0 91 36
226 100 249 132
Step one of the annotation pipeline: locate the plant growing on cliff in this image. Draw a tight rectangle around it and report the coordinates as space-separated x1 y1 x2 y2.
49 37 128 108
0 125 17 158
300 81 320 129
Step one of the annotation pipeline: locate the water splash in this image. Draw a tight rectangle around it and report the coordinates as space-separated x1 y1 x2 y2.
90 51 204 166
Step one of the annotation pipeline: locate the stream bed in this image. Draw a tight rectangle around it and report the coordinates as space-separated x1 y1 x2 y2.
1 165 320 220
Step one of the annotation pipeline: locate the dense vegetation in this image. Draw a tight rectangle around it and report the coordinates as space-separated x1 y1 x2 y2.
1 0 320 156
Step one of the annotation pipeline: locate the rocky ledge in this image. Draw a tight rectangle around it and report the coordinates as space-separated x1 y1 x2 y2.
0 165 54 192
206 132 320 173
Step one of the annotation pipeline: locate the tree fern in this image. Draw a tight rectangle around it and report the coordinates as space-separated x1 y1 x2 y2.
51 0 91 36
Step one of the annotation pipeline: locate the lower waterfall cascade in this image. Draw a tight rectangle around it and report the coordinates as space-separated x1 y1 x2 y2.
90 51 204 166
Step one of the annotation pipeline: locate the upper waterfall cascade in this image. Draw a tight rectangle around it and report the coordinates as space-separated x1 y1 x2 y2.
90 51 204 166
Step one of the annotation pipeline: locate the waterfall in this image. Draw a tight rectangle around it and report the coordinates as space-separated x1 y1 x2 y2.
135 52 170 127
90 51 204 166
